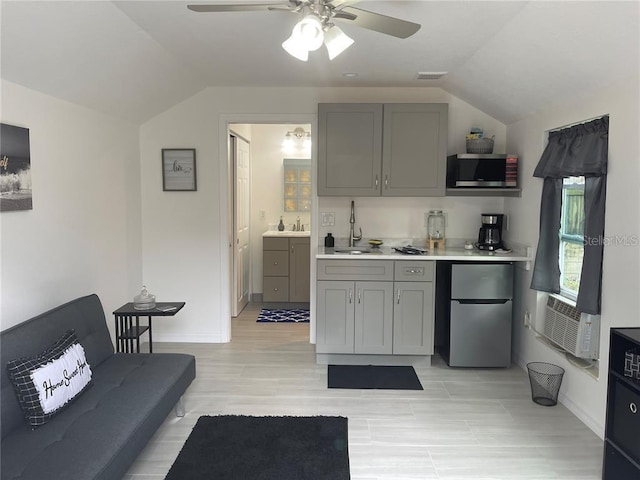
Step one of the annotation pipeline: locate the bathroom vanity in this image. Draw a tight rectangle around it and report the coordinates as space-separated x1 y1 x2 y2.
263 231 311 303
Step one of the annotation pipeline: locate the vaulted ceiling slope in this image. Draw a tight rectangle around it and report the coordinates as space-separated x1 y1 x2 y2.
1 1 638 124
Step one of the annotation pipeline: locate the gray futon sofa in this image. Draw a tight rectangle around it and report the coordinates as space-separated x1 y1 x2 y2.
1 294 196 480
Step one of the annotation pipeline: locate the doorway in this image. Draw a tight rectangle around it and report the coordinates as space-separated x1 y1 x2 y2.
221 115 316 343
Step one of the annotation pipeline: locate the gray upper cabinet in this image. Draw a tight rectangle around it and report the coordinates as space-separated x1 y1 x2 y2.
382 104 448 196
317 103 448 197
317 103 383 196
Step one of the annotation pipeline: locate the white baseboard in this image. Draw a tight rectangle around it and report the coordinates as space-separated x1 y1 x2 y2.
557 390 604 439
152 333 226 343
512 351 604 439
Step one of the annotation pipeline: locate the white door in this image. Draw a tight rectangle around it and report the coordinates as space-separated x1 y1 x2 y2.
232 134 251 316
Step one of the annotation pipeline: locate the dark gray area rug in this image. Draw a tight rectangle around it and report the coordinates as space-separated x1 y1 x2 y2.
328 364 423 390
165 415 350 480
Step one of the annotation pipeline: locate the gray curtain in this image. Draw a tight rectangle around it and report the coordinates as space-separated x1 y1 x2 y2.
530 116 608 314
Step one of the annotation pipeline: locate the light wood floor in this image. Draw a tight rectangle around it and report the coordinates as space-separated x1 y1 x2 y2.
124 303 603 479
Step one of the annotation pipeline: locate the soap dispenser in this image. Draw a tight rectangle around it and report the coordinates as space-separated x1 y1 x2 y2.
277 217 285 232
324 233 334 248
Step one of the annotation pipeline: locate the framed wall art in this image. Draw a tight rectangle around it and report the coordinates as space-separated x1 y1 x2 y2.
0 123 32 212
162 148 197 191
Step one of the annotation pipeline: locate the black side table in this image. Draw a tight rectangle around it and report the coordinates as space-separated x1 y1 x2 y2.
113 302 185 353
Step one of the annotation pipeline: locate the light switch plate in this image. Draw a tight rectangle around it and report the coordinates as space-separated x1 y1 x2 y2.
321 212 335 227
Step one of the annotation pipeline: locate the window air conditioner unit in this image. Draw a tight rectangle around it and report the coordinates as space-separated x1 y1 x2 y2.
543 296 600 360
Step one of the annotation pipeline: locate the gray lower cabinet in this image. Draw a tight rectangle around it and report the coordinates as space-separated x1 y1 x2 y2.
393 282 434 355
316 259 434 356
316 280 393 354
317 103 448 197
263 237 310 302
393 260 435 355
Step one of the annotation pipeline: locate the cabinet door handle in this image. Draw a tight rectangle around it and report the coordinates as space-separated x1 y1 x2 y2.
291 245 294 253
274 261 278 265
397 289 401 304
375 175 379 188
349 289 353 304
385 174 389 189
358 289 361 304
631 402 638 414
274 287 278 292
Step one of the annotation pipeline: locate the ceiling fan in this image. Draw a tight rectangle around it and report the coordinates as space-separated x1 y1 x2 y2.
187 1 421 61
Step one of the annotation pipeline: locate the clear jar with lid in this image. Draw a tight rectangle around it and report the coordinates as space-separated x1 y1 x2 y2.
427 210 445 240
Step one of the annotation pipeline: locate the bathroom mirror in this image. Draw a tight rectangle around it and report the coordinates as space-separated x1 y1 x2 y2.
283 158 311 212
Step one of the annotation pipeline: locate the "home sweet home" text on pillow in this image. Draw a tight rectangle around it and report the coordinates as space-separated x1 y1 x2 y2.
7 329 92 427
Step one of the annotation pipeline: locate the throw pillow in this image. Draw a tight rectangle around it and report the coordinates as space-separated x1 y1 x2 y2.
7 329 93 427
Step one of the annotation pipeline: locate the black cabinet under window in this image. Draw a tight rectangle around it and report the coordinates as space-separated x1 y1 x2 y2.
603 328 640 479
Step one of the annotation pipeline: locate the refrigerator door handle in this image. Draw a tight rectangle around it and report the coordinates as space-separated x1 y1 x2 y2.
454 299 510 305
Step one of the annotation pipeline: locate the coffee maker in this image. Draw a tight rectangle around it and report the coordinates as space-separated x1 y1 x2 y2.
477 214 505 251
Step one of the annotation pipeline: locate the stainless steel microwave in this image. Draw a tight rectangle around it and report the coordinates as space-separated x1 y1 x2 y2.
446 154 518 188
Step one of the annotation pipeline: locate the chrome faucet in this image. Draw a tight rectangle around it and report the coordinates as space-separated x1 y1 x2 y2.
349 200 362 247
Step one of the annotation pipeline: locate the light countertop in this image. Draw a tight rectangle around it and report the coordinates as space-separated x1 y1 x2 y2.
316 245 531 263
263 230 311 237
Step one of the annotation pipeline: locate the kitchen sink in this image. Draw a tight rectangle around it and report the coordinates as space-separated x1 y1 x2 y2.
333 248 373 254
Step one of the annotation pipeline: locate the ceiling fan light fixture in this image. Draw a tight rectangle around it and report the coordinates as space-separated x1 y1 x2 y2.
323 25 354 60
296 15 324 51
282 32 309 61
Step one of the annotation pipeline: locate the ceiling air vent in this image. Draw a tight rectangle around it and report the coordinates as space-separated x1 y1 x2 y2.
417 72 447 80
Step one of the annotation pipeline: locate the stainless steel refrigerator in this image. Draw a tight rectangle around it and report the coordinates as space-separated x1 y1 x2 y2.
435 262 513 367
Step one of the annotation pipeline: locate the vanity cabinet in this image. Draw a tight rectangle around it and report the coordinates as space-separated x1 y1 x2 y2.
289 237 311 302
316 259 435 356
317 103 448 197
263 237 310 303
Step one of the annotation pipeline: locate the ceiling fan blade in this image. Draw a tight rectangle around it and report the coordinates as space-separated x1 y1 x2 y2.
332 10 357 21
338 6 420 39
187 3 291 13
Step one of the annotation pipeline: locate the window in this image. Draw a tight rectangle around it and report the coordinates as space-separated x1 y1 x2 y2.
559 176 585 300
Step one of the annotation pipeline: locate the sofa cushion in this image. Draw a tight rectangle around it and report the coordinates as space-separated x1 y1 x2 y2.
1 294 114 440
1 352 196 480
7 329 93 427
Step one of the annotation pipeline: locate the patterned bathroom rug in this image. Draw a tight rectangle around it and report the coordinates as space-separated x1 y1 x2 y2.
257 308 310 323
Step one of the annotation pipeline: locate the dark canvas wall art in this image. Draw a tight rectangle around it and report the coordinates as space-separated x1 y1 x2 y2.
0 123 32 212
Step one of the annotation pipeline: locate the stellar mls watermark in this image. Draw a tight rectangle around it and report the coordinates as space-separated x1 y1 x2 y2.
584 235 639 246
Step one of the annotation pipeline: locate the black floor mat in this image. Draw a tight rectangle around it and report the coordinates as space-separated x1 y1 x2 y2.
327 364 423 390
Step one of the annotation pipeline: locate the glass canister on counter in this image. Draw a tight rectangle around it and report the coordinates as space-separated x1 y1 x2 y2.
427 210 446 250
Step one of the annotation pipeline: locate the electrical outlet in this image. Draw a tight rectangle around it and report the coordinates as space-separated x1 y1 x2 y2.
259 210 266 221
321 212 335 227
523 310 531 328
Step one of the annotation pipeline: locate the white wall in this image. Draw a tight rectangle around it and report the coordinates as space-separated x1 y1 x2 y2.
139 86 506 344
0 81 142 339
505 74 640 437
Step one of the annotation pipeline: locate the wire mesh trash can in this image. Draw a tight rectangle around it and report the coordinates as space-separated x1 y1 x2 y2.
527 362 565 406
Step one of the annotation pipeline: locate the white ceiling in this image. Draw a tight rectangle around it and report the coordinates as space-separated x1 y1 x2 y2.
1 1 638 124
